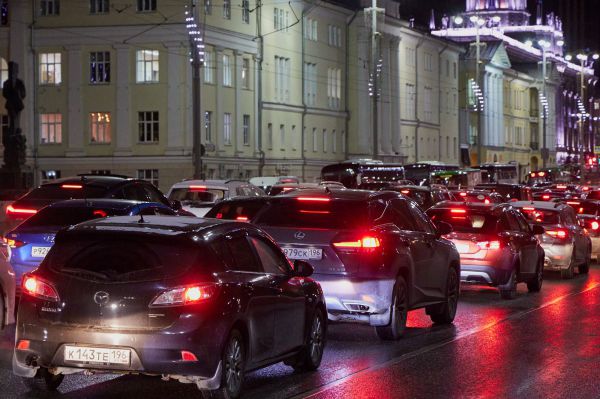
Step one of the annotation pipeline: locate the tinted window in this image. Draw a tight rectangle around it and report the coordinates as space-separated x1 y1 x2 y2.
502 211 521 231
121 184 148 201
143 184 169 205
428 209 499 234
408 202 436 234
563 208 578 226
587 191 600 200
206 200 267 221
249 236 291 275
19 207 120 228
23 185 108 200
513 211 531 232
169 188 226 205
387 199 418 231
225 235 261 272
517 208 560 225
578 202 600 216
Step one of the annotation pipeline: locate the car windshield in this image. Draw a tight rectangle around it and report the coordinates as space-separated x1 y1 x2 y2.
255 199 370 229
18 207 122 228
169 188 226 206
517 207 561 224
428 209 498 234
23 185 108 200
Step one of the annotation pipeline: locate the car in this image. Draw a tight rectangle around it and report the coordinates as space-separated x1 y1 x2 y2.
427 202 545 299
268 182 345 196
248 176 300 194
166 180 265 217
206 197 270 222
559 199 600 262
4 175 188 231
4 199 177 291
0 241 16 329
512 201 591 279
474 183 533 201
223 188 461 340
451 190 505 204
13 216 326 398
381 185 452 210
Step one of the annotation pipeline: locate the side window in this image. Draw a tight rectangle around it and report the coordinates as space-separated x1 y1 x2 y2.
122 184 148 201
408 202 436 234
501 212 520 231
390 199 418 231
369 200 388 225
217 234 261 272
562 208 577 226
143 184 170 206
248 236 291 275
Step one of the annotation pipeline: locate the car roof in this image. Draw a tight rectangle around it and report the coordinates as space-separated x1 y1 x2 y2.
476 183 524 188
429 201 508 212
170 180 247 189
511 201 566 211
42 176 132 189
45 199 164 210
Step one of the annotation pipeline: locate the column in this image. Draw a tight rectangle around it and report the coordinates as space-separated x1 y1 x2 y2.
234 50 243 155
391 37 402 154
215 47 224 153
165 42 185 155
65 45 84 157
113 44 132 156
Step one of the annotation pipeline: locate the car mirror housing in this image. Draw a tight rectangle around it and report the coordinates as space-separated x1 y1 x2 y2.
437 221 453 237
532 225 545 235
293 260 314 277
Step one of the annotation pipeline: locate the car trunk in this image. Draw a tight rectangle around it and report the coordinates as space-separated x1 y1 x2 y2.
444 231 500 261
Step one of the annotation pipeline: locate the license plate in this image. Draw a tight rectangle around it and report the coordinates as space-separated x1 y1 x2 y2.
31 246 50 258
455 243 470 254
64 345 131 365
282 247 322 260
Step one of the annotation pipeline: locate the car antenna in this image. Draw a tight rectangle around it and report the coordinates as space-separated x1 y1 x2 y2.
81 175 89 205
137 202 146 224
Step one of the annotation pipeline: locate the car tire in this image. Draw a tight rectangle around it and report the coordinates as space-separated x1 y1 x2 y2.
427 267 459 325
375 275 408 341
579 247 591 275
289 308 326 372
21 367 64 392
202 330 245 399
561 252 575 279
499 269 517 300
0 291 4 329
527 261 544 293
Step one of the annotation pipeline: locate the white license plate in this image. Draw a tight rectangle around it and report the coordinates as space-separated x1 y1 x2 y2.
64 345 131 365
283 247 322 260
455 243 471 254
31 246 50 258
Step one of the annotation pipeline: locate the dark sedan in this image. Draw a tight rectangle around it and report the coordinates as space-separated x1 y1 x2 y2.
13 216 326 398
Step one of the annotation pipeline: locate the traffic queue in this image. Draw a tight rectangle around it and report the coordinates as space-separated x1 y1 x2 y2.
1 161 597 398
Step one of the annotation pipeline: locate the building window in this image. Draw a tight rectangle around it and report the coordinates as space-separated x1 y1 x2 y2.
405 83 416 118
424 87 433 121
424 53 433 72
332 129 337 153
242 0 249 23
223 0 230 19
279 124 285 147
138 111 159 143
304 62 317 106
274 8 288 31
40 113 62 144
446 136 449 158
274 56 290 102
267 123 273 149
312 128 317 152
453 62 457 79
241 58 249 89
328 25 342 47
204 111 212 142
243 114 250 145
303 17 318 40
222 54 232 87
327 68 341 109
204 0 211 15
405 47 415 67
204 50 214 83
323 129 328 153
40 53 62 85
137 169 159 187
90 51 110 84
0 114 8 144
90 0 108 13
90 112 111 143
40 0 59 16
91 170 111 175
223 113 232 145
291 125 297 150
136 50 159 83
0 58 7 86
445 59 450 77
137 0 156 12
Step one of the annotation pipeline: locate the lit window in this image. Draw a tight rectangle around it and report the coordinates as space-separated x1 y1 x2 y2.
90 112 111 143
0 57 7 86
138 111 159 142
137 169 159 187
39 53 62 85
90 51 110 83
40 0 59 16
204 50 214 83
40 113 62 144
223 113 232 144
137 0 156 12
136 50 159 83
90 0 108 14
327 68 341 109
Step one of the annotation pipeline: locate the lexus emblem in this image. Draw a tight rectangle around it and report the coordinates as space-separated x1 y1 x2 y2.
93 291 110 306
294 231 306 240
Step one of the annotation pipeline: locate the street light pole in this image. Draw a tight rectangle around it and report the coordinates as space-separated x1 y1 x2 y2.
187 1 204 179
367 0 383 160
580 57 586 173
539 41 548 169
476 20 482 166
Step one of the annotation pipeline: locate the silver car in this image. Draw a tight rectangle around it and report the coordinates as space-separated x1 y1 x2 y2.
0 241 15 328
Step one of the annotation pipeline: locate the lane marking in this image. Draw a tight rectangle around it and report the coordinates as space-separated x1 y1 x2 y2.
292 282 600 399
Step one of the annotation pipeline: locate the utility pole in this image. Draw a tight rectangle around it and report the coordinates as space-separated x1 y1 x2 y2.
366 0 384 160
475 16 482 166
579 56 586 175
186 1 204 179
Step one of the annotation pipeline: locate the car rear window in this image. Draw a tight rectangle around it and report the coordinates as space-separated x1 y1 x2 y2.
23 185 108 200
517 207 560 224
428 209 498 234
44 234 215 283
400 190 432 209
205 200 267 221
19 207 124 228
578 203 600 215
169 188 226 205
255 199 370 229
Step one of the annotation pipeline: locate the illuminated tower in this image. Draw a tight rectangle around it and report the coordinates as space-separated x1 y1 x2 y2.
464 0 530 27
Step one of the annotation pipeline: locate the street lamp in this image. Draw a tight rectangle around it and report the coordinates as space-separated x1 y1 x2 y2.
453 16 463 26
538 39 550 168
573 52 599 174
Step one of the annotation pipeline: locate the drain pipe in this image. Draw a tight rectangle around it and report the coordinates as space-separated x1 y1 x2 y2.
345 9 359 161
414 38 424 162
256 0 265 175
438 43 449 161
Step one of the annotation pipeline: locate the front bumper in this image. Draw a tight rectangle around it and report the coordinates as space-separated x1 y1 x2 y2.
315 274 395 327
541 242 573 270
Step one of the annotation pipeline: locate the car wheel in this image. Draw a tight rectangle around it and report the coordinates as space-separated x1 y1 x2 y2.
499 269 517 300
579 247 591 275
561 251 575 279
202 330 245 399
427 267 459 324
527 261 544 293
22 367 64 392
375 275 408 340
0 291 4 329
289 308 326 372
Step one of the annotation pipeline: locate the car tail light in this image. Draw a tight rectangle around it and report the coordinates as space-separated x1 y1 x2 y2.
546 229 568 239
16 340 30 351
333 235 381 254
189 185 207 192
477 241 502 250
591 221 599 231
236 216 249 221
22 275 59 302
181 351 198 362
459 192 468 197
215 213 223 219
556 185 567 190
542 195 551 200
401 190 410 194
4 237 25 248
583 186 590 192
93 209 108 218
450 209 466 214
297 197 330 202
150 284 216 307
538 172 546 177
299 210 330 214
61 184 82 189
567 201 580 206
6 205 37 217
484 199 490 204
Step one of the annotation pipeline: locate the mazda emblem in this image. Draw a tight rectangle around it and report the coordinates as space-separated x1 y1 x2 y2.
294 231 306 240
93 291 110 306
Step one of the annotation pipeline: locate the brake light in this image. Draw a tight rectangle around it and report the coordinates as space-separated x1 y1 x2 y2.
450 209 466 214
538 172 546 177
22 275 59 301
16 340 30 351
215 213 223 219
579 207 585 214
556 185 567 190
61 184 82 189
189 185 207 192
523 207 535 211
583 186 590 191
477 241 502 250
333 235 381 253
235 216 249 221
297 197 330 202
484 199 490 204
592 221 599 231
4 238 24 248
6 205 37 216
567 201 580 206
299 210 330 214
93 209 108 218
546 229 568 239
181 351 198 362
530 173 536 177
542 195 550 200
459 192 468 197
401 190 410 194
150 284 216 306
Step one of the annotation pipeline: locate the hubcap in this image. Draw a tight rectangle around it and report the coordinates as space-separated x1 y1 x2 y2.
309 315 323 362
224 338 243 393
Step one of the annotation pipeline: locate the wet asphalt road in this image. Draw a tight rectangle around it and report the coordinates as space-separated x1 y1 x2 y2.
2 266 600 398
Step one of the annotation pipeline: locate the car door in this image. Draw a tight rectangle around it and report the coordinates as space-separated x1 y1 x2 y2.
509 210 538 275
248 234 306 356
211 232 279 363
563 207 587 262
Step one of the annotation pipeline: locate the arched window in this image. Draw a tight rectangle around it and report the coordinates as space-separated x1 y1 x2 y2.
0 57 8 85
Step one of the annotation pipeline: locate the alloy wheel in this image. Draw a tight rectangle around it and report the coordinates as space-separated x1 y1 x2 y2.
309 314 324 364
224 337 243 395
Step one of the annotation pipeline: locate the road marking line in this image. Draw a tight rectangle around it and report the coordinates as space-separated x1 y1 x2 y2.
293 282 600 399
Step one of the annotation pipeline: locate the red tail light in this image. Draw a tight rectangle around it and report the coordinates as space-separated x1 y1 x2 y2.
583 186 590 192
450 209 466 214
93 209 108 218
189 185 207 192
61 184 82 189
591 221 599 231
477 241 502 250
215 213 223 219
150 284 216 307
181 351 198 362
333 235 381 253
235 216 249 221
16 340 30 351
484 199 490 204
542 195 550 200
546 229 568 239
297 197 330 202
459 192 468 197
538 172 546 177
4 237 25 248
6 205 37 216
22 275 59 301
401 190 410 194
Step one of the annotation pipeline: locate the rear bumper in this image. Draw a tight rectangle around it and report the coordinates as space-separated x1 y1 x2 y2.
459 265 512 287
314 274 395 327
541 243 573 270
590 237 600 260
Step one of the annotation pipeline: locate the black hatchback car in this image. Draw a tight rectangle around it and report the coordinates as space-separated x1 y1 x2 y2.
208 188 461 340
13 216 326 398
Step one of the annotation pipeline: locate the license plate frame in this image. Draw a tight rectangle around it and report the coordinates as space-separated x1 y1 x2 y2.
31 246 50 258
282 247 323 260
63 345 131 366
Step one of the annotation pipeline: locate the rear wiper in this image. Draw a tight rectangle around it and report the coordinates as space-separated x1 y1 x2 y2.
61 267 110 281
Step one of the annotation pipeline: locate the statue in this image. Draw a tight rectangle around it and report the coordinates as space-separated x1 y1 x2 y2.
546 12 554 27
2 61 27 177
441 14 449 30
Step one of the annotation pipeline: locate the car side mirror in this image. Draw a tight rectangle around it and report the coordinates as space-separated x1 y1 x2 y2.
532 225 545 235
293 260 314 277
171 199 182 211
436 221 453 237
